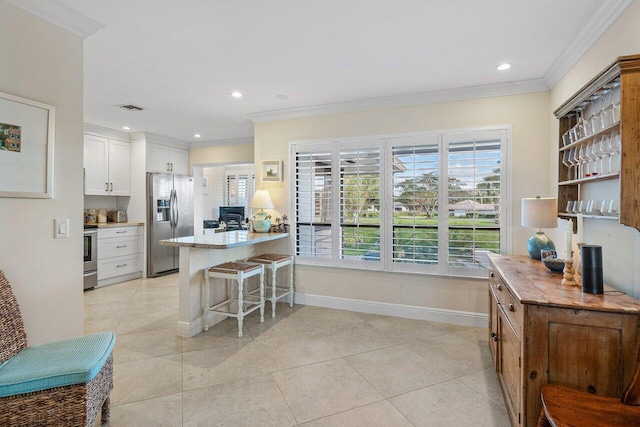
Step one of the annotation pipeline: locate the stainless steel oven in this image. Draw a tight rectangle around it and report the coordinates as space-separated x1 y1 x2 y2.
84 226 98 290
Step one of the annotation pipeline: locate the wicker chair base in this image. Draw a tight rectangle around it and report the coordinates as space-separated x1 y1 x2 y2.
0 354 113 426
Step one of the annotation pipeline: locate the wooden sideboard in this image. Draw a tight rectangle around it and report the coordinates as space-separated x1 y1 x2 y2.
487 253 640 426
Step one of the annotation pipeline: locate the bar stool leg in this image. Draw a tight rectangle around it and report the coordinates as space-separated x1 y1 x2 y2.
270 263 277 318
260 266 265 322
237 276 244 338
289 261 294 307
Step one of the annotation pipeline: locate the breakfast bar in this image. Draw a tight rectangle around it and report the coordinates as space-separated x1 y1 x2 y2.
160 231 289 337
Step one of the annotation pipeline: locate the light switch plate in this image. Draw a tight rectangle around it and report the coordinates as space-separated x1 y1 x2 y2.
54 218 69 239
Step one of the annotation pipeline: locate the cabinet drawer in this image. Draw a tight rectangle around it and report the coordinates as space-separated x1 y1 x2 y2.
98 235 143 259
489 271 523 337
98 253 143 280
98 226 143 239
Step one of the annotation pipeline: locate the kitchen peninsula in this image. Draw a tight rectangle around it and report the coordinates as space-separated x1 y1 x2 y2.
160 231 289 337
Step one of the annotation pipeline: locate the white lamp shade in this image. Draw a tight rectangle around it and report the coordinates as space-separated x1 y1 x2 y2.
249 189 275 210
521 197 557 228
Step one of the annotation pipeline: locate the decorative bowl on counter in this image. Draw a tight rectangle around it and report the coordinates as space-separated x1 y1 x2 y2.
542 257 565 272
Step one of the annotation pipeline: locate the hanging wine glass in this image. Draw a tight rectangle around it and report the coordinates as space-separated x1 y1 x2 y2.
578 143 588 178
590 94 602 134
609 129 621 173
562 149 573 181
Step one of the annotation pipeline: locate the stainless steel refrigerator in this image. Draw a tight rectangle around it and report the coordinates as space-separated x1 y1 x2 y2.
147 173 194 277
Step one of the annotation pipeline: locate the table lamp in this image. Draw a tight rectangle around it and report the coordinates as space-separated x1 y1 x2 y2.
249 189 275 233
521 196 557 260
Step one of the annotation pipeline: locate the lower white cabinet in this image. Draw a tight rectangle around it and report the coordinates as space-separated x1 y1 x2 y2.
97 226 143 285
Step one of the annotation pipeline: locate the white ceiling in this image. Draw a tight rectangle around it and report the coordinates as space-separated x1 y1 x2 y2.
26 0 631 143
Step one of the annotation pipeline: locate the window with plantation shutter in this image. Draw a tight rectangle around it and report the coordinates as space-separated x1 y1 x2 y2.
291 127 508 278
389 135 440 273
446 131 503 275
339 143 383 268
294 144 333 263
225 168 255 219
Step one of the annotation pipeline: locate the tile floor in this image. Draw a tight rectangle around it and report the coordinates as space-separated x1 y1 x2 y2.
85 273 510 426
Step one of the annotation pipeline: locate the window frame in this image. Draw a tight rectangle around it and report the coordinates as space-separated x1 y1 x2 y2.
289 126 511 279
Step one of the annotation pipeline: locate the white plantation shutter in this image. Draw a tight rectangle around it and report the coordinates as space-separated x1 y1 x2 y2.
338 142 384 268
446 130 504 276
225 169 255 218
294 144 333 263
388 135 440 273
290 127 508 278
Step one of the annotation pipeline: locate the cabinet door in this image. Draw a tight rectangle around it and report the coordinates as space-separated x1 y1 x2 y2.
489 287 499 365
169 146 190 175
108 139 131 196
498 309 521 425
147 142 170 173
84 134 109 195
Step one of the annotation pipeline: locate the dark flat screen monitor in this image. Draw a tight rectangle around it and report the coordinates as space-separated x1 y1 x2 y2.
219 206 245 221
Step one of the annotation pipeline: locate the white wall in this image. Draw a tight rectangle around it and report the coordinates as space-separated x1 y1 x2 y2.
548 0 640 298
0 3 84 344
254 91 551 318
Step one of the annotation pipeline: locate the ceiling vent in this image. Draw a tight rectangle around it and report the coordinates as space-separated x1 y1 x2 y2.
117 104 144 112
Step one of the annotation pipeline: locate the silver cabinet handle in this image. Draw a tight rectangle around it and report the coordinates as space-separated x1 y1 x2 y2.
116 231 127 234
167 162 170 172
116 245 127 248
170 162 173 172
105 182 109 192
110 182 113 191
116 264 128 268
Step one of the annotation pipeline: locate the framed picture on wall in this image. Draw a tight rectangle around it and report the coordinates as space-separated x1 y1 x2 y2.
262 160 283 182
0 91 55 198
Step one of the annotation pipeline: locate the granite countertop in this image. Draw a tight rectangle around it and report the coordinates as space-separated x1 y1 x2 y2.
160 230 289 249
94 222 144 228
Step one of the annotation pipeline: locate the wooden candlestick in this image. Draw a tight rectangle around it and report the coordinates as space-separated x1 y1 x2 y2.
561 259 579 286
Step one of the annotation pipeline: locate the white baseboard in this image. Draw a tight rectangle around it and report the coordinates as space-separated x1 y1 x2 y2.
293 293 487 327
176 312 234 338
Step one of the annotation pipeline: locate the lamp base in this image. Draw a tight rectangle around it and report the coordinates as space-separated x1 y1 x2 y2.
527 231 555 260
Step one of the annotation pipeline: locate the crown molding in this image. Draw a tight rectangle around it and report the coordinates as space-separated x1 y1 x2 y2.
189 137 254 148
2 0 104 38
83 123 131 141
543 0 633 89
142 132 190 149
248 78 548 123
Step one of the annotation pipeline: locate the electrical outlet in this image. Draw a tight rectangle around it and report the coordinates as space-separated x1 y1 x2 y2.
54 218 69 239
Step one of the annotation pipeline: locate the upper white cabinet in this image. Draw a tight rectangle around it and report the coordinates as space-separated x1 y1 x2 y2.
147 142 189 175
84 134 131 196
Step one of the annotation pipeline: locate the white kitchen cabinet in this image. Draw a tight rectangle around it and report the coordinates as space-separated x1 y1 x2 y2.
84 134 131 196
147 142 189 175
97 225 143 285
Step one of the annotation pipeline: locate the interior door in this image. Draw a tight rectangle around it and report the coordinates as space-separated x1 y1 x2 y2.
147 173 175 276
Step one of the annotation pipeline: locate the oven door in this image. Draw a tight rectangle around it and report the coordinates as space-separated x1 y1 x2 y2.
84 229 98 272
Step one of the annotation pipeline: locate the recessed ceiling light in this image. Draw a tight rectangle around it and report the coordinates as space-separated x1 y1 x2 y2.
497 63 512 71
122 126 130 130
231 91 242 98
276 94 288 100
194 134 201 138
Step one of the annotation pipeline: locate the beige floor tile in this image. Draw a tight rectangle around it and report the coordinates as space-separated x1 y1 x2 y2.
182 374 296 427
458 367 506 409
138 273 179 288
182 341 270 391
246 315 317 341
84 284 138 305
301 400 413 427
405 332 493 377
124 295 179 315
113 328 183 363
345 345 452 397
272 358 383 424
354 312 391 322
182 319 253 352
293 306 367 333
389 379 510 427
368 316 470 343
255 333 341 372
320 321 405 357
104 393 182 426
115 309 178 335
84 300 129 320
132 283 179 301
111 354 183 406
84 316 121 335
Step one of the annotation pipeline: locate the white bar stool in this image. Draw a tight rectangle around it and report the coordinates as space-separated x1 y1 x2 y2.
246 253 294 318
202 261 264 337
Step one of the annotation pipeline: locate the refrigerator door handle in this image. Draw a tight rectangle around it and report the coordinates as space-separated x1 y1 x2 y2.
169 189 175 227
174 190 179 227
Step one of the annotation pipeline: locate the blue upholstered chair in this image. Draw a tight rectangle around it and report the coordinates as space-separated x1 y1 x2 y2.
0 270 116 426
